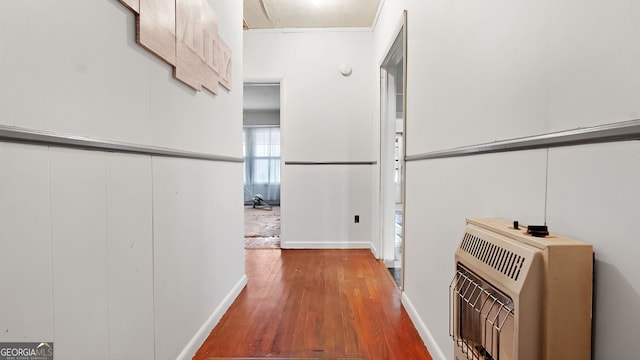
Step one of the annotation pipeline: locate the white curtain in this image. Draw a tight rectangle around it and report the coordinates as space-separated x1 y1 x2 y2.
243 126 280 204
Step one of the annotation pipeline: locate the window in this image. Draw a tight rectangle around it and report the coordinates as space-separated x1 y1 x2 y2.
243 126 280 204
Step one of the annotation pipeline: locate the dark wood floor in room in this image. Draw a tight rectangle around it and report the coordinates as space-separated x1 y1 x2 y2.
193 249 432 360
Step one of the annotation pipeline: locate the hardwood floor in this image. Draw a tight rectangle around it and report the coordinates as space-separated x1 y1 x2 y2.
193 249 432 360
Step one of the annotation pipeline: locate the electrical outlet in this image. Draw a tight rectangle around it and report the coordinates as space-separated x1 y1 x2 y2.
354 215 360 223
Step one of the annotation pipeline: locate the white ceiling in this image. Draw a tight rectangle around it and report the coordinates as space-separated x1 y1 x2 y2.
243 0 383 29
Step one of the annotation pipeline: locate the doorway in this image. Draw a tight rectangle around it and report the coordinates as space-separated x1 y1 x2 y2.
380 24 406 288
243 82 281 249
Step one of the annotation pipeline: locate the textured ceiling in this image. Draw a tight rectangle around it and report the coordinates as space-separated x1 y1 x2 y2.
243 0 382 29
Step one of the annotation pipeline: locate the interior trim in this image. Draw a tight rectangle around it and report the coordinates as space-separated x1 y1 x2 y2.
406 118 640 161
176 275 248 360
0 124 244 163
285 161 377 165
402 292 447 360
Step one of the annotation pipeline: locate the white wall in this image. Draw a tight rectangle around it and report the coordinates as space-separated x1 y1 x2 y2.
375 1 640 359
244 29 376 248
0 1 245 359
548 0 640 131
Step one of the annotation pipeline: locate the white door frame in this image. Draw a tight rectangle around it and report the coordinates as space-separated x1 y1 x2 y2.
243 77 285 245
378 11 407 288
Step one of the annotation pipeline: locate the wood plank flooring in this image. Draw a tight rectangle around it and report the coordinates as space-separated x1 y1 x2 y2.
193 249 432 360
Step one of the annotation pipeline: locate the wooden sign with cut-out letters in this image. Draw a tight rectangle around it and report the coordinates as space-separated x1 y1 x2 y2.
119 0 231 94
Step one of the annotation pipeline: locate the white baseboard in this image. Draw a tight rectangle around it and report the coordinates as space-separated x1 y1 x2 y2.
401 292 447 360
370 241 379 259
176 274 248 360
282 241 373 249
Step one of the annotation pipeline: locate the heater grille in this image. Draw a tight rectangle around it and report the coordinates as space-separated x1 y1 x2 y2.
460 233 525 281
450 266 515 360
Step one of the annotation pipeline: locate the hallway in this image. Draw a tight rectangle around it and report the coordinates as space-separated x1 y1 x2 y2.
193 249 432 360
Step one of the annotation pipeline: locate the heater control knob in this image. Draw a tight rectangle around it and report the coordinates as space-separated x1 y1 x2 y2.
527 225 549 237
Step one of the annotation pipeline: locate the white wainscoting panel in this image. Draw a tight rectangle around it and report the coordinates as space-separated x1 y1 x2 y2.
106 153 154 360
50 148 109 360
0 142 53 341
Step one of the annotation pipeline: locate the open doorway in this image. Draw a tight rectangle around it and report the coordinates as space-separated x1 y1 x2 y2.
380 21 406 288
243 82 281 249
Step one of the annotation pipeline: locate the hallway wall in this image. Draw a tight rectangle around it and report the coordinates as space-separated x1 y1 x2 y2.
244 30 376 249
0 1 245 359
374 1 640 359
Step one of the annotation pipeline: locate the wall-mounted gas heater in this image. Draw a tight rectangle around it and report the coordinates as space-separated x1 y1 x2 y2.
450 218 593 360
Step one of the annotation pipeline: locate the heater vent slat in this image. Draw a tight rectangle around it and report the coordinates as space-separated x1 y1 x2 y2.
459 233 525 281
